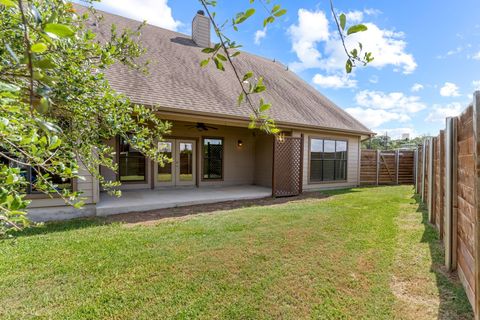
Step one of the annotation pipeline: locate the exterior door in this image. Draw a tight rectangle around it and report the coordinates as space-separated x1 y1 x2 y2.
155 139 196 187
175 140 196 186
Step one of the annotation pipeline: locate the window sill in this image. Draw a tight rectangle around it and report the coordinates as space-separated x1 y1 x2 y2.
308 180 348 185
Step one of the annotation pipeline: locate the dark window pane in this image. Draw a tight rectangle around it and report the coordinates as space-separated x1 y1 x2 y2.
203 138 223 179
158 142 172 182
335 160 347 180
119 157 145 182
310 159 322 181
323 140 336 159
119 136 146 182
322 160 335 181
179 143 194 181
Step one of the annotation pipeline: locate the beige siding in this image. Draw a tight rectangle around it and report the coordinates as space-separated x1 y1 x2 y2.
300 131 360 191
169 121 256 187
254 134 273 187
28 160 96 209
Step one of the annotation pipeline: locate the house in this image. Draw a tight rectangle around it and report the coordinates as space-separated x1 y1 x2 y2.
27 7 372 221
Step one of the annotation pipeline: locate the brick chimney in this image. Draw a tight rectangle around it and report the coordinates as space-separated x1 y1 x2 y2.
192 10 210 48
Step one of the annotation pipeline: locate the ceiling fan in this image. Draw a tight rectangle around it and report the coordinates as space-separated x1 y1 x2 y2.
185 122 218 131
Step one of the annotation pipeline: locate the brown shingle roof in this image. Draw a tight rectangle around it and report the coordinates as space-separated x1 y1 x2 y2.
81 6 372 136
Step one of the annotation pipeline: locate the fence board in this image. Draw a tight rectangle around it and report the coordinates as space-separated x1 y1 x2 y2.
360 150 414 186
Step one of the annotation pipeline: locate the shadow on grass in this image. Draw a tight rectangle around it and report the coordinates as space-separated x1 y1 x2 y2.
12 188 360 237
10 217 107 239
413 193 474 319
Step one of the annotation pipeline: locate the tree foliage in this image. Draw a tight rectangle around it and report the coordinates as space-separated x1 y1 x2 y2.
0 0 170 237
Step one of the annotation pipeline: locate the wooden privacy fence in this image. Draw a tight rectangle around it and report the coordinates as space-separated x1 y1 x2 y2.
416 91 480 318
360 149 415 185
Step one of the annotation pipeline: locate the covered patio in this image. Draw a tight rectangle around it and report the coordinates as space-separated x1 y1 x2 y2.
96 185 272 216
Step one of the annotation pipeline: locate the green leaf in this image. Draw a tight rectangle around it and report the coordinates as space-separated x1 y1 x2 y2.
0 0 16 7
73 200 85 209
271 4 281 13
0 82 20 92
263 16 275 28
37 97 50 113
213 57 224 71
216 53 227 61
34 58 56 69
347 24 368 35
242 71 253 82
49 135 62 150
44 23 75 37
244 8 255 19
260 103 271 112
237 92 244 106
273 9 286 17
31 42 48 53
339 13 346 31
346 59 353 73
201 47 215 53
200 59 210 67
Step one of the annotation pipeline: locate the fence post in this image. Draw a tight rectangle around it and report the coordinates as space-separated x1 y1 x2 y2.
428 137 435 223
445 117 457 271
422 140 427 202
395 150 400 184
414 149 418 191
376 149 380 186
472 91 480 319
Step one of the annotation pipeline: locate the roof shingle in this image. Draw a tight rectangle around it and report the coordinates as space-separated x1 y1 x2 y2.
81 5 371 135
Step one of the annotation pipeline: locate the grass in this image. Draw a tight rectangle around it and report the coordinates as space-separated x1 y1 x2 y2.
0 186 473 319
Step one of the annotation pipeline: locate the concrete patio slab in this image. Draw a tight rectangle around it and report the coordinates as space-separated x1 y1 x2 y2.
96 185 272 216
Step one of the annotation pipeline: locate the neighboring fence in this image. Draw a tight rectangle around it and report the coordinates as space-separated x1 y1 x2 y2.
416 91 480 318
360 149 415 185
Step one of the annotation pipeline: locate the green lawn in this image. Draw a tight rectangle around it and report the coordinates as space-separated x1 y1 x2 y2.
0 186 472 319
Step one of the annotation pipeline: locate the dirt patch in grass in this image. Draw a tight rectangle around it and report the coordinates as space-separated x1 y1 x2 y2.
105 191 329 226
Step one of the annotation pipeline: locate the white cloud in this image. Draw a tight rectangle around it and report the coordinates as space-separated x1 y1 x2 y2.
472 51 480 60
288 9 416 74
440 82 460 97
345 107 410 128
369 75 379 84
355 90 426 113
288 9 329 70
254 28 267 45
373 127 417 139
345 90 426 128
312 74 357 89
95 0 181 31
473 80 480 91
426 103 463 123
345 11 364 23
411 83 424 92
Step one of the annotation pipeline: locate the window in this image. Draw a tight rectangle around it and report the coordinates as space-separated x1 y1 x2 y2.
0 154 71 194
157 141 173 182
118 136 146 182
202 138 223 180
310 139 347 182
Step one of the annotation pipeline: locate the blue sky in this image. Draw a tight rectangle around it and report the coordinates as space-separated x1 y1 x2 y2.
88 0 480 138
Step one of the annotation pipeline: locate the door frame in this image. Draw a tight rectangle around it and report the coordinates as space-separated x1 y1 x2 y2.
153 137 199 188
